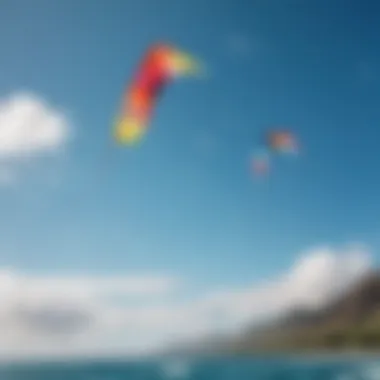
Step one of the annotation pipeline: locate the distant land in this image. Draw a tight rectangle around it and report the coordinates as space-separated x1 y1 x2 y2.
166 271 380 355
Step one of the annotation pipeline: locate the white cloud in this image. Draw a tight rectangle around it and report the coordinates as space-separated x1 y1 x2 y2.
0 270 180 360
207 245 371 328
0 270 178 307
0 92 68 158
0 92 69 183
282 245 371 310
0 245 372 360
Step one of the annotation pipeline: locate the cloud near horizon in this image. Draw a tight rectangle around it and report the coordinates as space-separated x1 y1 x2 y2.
0 92 70 183
0 244 372 360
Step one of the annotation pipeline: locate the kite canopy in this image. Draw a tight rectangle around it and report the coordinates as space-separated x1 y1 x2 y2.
267 130 298 154
113 43 201 146
252 129 299 176
252 148 270 176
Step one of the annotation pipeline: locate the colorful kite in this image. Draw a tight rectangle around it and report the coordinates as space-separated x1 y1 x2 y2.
267 130 298 154
251 129 299 176
113 43 202 145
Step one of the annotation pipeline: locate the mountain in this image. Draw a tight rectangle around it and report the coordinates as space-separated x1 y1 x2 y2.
230 271 380 353
165 271 380 355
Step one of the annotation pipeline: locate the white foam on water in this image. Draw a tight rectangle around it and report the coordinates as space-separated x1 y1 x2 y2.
357 362 380 380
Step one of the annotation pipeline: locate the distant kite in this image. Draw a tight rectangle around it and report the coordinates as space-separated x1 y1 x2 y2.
113 43 202 145
251 148 270 176
251 129 299 176
266 130 298 154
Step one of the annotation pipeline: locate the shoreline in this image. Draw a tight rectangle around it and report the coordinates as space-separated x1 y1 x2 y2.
281 350 380 361
233 350 380 363
1 350 380 367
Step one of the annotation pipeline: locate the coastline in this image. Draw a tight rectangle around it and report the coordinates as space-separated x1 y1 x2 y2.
282 350 380 362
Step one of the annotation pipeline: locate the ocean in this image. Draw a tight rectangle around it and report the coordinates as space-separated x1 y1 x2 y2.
0 356 379 380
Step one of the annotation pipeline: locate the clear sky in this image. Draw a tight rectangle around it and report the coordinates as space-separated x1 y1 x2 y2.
1 0 380 280
0 0 379 357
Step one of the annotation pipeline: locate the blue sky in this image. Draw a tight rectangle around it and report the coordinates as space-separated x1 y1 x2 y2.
0 0 380 293
1 0 380 359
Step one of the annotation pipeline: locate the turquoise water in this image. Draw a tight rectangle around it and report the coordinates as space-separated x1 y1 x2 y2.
0 357 379 379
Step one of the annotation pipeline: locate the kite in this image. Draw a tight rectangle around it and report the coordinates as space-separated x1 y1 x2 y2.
113 43 202 146
251 148 270 176
251 129 299 176
267 130 298 154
